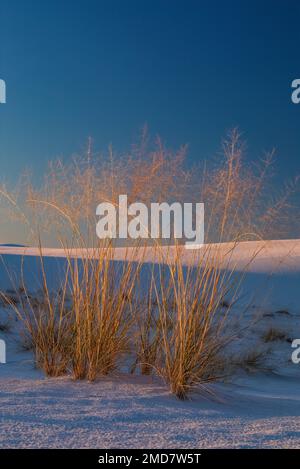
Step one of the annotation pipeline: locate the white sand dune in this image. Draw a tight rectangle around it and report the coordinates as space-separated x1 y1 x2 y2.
0 237 300 262
0 239 299 448
0 238 299 270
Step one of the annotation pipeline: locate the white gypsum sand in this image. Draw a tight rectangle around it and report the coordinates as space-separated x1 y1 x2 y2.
0 239 299 448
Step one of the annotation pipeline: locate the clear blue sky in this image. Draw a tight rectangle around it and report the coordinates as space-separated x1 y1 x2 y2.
1 0 300 184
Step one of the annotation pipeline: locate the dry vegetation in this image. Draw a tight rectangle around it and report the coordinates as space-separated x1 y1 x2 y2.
0 129 299 399
2 243 242 398
262 327 287 343
1 128 299 246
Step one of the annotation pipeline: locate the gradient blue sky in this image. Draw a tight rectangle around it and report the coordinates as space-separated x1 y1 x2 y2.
1 0 300 184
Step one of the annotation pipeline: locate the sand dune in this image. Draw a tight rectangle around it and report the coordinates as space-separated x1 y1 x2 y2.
0 239 299 448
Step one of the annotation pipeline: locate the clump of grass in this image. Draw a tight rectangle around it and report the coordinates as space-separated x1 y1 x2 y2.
69 247 140 381
233 348 271 374
5 245 143 380
0 321 11 333
13 271 73 377
0 290 19 307
0 254 75 376
262 327 287 343
151 246 238 400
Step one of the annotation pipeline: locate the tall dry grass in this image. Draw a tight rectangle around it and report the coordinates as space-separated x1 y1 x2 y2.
2 244 145 380
68 247 142 381
2 128 298 246
0 255 73 377
0 240 248 398
0 129 298 398
129 244 241 399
